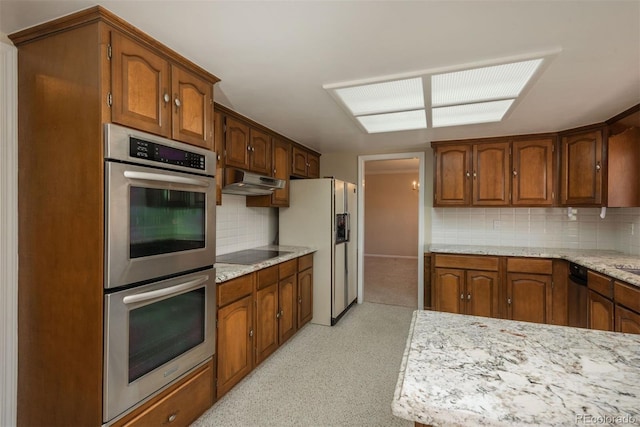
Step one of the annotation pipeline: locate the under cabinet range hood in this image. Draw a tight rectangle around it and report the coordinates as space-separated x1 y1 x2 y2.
222 168 286 195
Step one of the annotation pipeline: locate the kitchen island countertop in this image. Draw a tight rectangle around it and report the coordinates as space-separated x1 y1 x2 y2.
392 310 640 427
429 244 640 288
215 245 315 283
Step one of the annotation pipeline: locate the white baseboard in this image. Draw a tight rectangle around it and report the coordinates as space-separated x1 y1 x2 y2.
364 254 418 260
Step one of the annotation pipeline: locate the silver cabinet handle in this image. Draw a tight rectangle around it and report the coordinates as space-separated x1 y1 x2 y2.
465 171 470 178
460 293 464 300
174 97 181 108
596 162 601 172
467 294 471 300
168 414 177 423
163 93 170 104
249 329 254 337
280 310 284 317
507 298 512 305
123 275 209 305
473 171 477 179
123 170 210 188
276 311 281 319
513 169 518 176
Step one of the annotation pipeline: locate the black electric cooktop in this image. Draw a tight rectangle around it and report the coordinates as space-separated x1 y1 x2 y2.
216 249 291 265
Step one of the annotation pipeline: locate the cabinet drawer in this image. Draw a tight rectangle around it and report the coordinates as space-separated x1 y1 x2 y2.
279 259 297 278
434 254 499 271
506 257 552 274
298 253 313 272
256 265 278 290
614 281 640 313
218 274 254 307
117 360 213 427
588 271 613 298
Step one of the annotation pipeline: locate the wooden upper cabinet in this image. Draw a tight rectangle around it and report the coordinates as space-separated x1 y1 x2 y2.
249 128 272 175
473 142 510 206
225 117 251 169
291 146 320 178
434 144 472 206
512 137 554 206
111 31 171 137
272 138 291 206
170 65 213 149
110 31 215 150
214 110 224 205
560 128 603 206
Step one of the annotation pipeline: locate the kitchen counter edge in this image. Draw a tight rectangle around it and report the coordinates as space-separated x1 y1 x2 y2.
215 245 316 283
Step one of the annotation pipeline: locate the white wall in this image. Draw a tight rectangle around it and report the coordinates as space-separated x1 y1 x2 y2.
216 194 278 255
432 207 640 255
0 37 18 427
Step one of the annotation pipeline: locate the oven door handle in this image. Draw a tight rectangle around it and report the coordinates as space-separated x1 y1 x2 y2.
123 171 211 188
122 275 209 305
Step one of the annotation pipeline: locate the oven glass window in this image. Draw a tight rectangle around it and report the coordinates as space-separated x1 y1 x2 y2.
128 288 205 383
129 187 205 258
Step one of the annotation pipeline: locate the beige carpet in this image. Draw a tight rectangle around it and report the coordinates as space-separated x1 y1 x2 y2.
363 256 418 309
192 302 414 427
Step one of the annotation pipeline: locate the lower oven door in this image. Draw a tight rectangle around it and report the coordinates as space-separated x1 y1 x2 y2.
103 268 216 423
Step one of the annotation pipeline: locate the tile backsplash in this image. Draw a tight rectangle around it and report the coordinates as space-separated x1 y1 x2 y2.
216 194 278 255
432 207 640 255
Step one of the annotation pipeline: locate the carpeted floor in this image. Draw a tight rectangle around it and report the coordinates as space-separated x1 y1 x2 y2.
363 256 418 309
192 302 414 427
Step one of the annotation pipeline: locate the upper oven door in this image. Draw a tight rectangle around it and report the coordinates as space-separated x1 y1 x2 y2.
105 161 215 289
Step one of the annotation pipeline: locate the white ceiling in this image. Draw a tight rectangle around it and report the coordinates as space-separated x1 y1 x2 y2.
2 1 639 155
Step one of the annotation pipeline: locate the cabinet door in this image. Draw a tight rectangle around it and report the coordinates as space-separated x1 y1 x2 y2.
292 146 308 177
255 283 278 366
249 128 272 175
560 130 603 206
512 138 554 206
216 295 253 399
434 268 464 314
271 138 290 206
279 274 298 344
225 117 250 169
307 152 320 178
587 290 614 331
434 145 472 206
465 270 499 318
214 110 224 205
297 267 313 328
111 32 171 137
473 142 510 206
507 273 550 324
171 65 213 149
615 305 640 335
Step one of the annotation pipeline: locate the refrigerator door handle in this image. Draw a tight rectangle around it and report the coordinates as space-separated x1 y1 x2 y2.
345 213 350 243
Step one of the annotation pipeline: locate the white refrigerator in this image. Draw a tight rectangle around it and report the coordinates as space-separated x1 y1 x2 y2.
279 178 358 326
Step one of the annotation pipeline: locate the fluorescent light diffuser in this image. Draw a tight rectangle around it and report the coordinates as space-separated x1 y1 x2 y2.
432 100 514 128
431 59 543 107
357 110 427 133
335 78 424 116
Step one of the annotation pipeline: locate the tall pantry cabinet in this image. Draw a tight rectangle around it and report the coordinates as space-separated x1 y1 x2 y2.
9 7 219 426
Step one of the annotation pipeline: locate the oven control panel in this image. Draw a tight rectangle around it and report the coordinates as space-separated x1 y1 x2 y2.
130 137 206 171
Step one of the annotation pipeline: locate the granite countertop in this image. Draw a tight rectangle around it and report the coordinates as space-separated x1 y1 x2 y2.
215 245 315 283
392 310 640 427
429 244 640 287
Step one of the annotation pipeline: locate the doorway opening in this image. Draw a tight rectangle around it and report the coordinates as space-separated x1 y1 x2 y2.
357 153 425 309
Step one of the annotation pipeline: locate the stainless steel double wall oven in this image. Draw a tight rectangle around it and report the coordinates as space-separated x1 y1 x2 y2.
103 124 216 423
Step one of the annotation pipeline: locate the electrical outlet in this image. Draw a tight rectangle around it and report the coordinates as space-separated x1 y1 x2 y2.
493 220 502 229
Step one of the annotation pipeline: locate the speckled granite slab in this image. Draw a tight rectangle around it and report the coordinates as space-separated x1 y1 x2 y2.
393 310 640 427
215 245 315 283
429 244 640 287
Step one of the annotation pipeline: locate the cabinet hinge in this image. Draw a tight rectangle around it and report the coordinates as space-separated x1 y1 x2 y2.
107 92 113 107
107 44 112 60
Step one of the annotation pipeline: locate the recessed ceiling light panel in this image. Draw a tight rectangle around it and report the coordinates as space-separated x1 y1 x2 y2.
432 100 514 128
357 110 427 133
335 77 424 116
431 59 543 107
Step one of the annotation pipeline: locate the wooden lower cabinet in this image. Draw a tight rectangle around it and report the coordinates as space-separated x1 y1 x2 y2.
506 273 550 324
217 293 254 399
433 255 499 318
255 283 279 365
297 257 314 328
615 305 640 334
588 290 615 331
279 271 298 344
113 359 214 427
